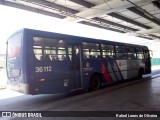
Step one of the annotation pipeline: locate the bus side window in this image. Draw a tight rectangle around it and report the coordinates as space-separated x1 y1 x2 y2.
137 48 144 59
144 50 150 59
39 54 51 61
82 42 100 60
44 54 51 61
83 48 89 60
57 46 66 61
68 47 72 61
33 37 67 62
40 55 44 61
128 47 136 59
115 46 127 59
51 55 58 61
33 48 42 61
101 44 115 58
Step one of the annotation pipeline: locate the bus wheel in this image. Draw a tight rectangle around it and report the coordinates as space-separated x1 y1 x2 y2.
89 74 101 91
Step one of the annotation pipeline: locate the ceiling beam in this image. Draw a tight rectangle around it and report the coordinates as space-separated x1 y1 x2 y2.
149 34 160 39
64 0 155 22
108 13 151 29
128 7 160 25
92 17 138 31
126 26 160 36
79 21 126 33
0 0 64 18
137 27 160 34
69 0 94 8
137 35 153 40
26 0 78 14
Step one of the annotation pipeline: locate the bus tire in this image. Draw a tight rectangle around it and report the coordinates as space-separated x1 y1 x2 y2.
89 74 101 91
138 68 144 79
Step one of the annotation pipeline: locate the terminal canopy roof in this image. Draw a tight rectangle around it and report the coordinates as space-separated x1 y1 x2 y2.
1 0 160 40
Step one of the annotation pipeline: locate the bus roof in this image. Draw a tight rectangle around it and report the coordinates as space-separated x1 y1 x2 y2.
8 28 149 49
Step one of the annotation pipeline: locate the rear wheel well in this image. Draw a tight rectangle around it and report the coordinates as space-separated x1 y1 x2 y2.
89 73 102 91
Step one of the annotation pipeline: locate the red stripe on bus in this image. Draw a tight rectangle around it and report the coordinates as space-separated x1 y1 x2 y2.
101 63 112 83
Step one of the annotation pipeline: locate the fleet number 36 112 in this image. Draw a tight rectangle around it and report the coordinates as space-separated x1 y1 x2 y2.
35 66 52 73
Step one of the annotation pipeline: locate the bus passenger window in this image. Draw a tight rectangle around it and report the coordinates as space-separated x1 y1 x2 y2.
128 47 136 59
116 46 127 59
58 47 66 61
33 37 67 62
101 44 115 58
34 48 42 60
144 50 150 59
82 42 100 60
137 48 144 59
51 55 58 61
68 47 72 60
44 54 51 61
39 54 51 61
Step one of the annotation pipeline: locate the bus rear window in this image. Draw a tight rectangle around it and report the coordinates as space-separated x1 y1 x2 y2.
8 33 22 58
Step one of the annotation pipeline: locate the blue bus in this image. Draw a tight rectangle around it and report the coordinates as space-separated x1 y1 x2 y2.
6 28 151 95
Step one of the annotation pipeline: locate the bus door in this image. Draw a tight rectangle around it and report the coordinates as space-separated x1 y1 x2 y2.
68 44 83 90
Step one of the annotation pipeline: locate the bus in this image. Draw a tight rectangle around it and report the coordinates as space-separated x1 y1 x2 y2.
6 28 151 95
